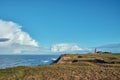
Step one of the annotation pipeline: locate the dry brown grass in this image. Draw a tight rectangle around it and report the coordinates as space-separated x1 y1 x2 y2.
0 54 120 80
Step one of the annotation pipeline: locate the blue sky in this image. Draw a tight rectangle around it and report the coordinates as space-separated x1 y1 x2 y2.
0 0 120 54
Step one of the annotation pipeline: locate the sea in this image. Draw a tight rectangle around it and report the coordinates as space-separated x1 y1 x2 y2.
0 55 60 69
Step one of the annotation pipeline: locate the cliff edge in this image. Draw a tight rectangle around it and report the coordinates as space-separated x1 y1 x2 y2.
0 54 120 80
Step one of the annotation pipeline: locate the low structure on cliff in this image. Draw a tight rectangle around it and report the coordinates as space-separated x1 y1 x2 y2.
94 48 112 54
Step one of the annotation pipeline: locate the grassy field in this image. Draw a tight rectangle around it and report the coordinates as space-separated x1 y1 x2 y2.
0 54 120 80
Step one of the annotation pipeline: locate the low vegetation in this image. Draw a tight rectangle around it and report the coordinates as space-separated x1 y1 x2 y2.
0 54 120 80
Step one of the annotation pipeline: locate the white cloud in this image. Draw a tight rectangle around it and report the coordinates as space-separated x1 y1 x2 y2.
0 19 38 53
51 43 83 52
0 19 92 54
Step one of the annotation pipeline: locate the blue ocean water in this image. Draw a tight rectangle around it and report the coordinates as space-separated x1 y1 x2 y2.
0 55 60 69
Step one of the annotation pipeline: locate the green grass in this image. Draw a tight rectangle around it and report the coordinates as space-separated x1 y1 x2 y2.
0 54 120 80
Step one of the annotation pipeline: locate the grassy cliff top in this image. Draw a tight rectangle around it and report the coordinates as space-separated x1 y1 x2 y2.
0 53 120 80
56 53 120 64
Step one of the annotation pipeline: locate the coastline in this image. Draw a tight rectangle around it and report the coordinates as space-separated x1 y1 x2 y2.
0 53 120 80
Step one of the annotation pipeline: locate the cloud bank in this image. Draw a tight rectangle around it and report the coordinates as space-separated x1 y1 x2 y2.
51 43 83 53
95 43 120 53
0 19 38 53
97 43 120 48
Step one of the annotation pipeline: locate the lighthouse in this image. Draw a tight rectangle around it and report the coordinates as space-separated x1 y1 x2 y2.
94 48 97 54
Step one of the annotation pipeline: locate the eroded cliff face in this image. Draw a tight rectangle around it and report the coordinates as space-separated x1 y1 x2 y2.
55 54 72 64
